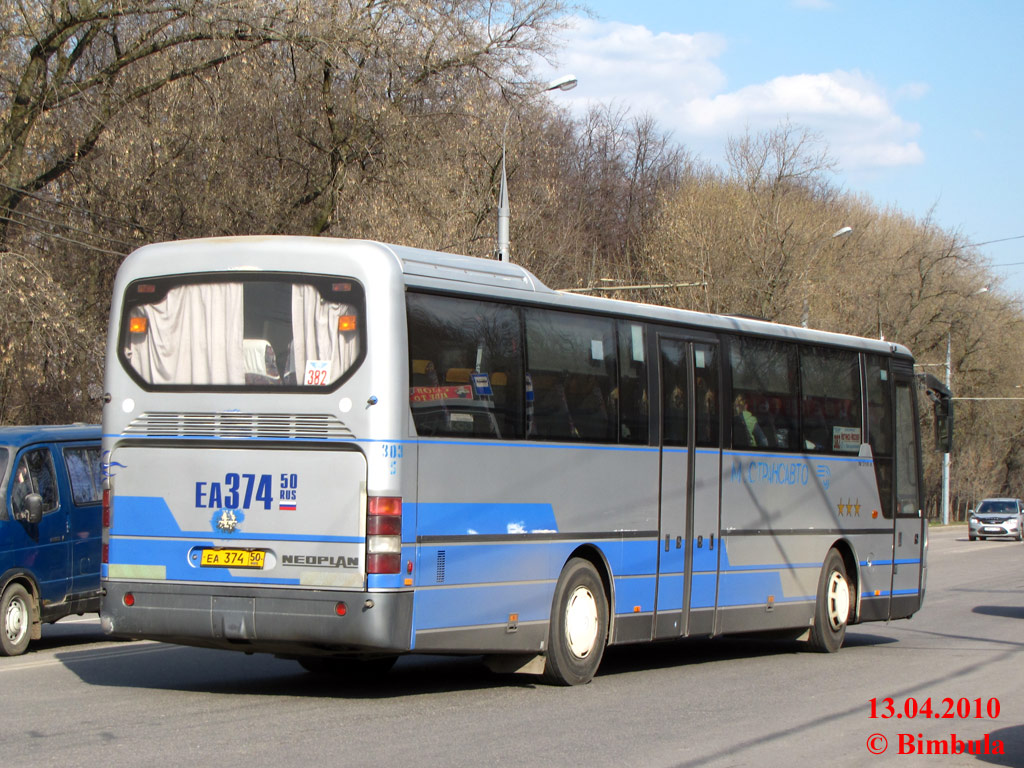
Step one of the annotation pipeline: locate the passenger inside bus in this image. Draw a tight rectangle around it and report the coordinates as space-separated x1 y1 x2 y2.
733 393 768 447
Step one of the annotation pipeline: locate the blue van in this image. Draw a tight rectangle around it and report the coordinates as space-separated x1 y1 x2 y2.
1 425 102 656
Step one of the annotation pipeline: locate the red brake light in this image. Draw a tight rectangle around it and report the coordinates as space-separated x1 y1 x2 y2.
368 497 401 517
102 489 111 529
367 497 402 574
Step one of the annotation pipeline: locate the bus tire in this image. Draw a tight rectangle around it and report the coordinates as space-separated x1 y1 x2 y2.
542 558 608 686
1 583 33 657
807 549 850 654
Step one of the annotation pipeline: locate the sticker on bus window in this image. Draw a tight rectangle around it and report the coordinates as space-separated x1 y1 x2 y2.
591 340 604 360
832 426 862 453
410 386 473 403
303 360 332 386
631 325 645 363
471 373 492 396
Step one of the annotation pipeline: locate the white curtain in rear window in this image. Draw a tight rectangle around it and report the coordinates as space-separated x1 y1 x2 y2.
127 283 244 385
290 284 358 383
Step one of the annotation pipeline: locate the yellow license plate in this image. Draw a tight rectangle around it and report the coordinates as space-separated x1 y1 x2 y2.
200 548 265 569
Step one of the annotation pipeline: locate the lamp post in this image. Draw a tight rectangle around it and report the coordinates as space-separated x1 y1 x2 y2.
496 74 577 262
940 285 989 525
800 226 853 328
941 330 952 525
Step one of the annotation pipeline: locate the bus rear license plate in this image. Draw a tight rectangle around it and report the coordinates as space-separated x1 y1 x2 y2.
200 549 265 569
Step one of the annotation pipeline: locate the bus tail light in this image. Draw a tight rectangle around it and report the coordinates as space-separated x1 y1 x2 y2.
367 496 402 574
102 489 112 564
102 489 112 529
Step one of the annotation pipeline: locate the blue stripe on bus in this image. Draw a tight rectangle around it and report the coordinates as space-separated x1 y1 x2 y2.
413 582 555 630
112 496 362 543
106 537 302 585
416 538 659 587
412 502 559 537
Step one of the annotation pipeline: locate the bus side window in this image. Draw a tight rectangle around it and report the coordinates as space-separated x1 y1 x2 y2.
526 308 617 443
617 322 649 444
866 355 894 518
728 337 798 451
800 347 862 454
406 293 524 439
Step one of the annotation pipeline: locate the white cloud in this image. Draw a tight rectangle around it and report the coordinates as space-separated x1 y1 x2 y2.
545 18 925 172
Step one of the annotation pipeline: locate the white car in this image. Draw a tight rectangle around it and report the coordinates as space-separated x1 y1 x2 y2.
968 498 1024 541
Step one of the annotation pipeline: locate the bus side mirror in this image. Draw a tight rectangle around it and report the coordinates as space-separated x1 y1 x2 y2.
920 373 953 453
932 395 953 453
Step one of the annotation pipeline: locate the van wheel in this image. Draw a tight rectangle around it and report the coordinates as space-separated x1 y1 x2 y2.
1 583 33 657
542 558 608 685
807 549 850 653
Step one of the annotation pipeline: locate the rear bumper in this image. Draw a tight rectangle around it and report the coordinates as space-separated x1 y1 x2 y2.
101 581 413 656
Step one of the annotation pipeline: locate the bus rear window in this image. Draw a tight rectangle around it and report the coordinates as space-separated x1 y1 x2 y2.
120 276 365 389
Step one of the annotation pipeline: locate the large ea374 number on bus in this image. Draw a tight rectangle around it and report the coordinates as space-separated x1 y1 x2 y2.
195 473 275 510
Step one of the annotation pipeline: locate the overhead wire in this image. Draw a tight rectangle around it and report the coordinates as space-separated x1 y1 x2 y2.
0 203 141 249
0 214 128 257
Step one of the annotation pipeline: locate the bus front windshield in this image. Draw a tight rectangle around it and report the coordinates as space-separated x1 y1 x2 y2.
120 276 365 389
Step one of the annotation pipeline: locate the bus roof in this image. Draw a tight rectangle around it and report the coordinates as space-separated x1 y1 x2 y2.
382 241 912 359
119 236 912 359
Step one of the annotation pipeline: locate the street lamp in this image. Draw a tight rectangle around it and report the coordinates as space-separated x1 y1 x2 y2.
800 226 853 328
941 285 989 525
496 74 578 262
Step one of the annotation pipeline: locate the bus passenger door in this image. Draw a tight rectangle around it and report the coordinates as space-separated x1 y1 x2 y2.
655 336 722 639
890 374 925 618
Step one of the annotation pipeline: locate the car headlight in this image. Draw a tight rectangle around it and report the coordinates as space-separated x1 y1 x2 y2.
968 516 978 526
1007 518 1019 528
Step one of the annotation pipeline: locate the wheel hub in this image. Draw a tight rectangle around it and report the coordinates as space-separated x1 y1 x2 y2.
4 597 27 645
564 585 599 659
825 571 850 630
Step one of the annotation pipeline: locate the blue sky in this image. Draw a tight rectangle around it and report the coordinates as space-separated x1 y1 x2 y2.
538 0 1024 294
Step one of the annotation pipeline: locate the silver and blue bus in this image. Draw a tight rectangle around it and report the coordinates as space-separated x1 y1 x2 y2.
99 236 949 684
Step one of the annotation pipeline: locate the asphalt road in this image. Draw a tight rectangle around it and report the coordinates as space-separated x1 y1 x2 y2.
3 525 1022 768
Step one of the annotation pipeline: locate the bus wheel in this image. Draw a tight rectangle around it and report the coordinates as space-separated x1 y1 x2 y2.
808 549 850 653
297 655 397 680
542 558 608 685
1 583 33 657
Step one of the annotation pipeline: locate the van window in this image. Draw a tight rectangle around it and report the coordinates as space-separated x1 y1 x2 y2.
64 447 103 505
10 449 59 517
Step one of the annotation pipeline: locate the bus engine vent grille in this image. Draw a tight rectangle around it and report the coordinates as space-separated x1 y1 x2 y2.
124 412 355 440
436 550 446 583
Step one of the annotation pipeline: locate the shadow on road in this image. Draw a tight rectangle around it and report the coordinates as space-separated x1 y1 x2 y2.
972 605 1024 621
54 630 897 699
975 723 1024 766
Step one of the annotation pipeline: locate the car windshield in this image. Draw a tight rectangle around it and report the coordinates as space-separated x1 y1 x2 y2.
977 500 1017 514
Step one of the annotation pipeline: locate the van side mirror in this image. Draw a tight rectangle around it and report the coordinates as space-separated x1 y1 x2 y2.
16 493 44 524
